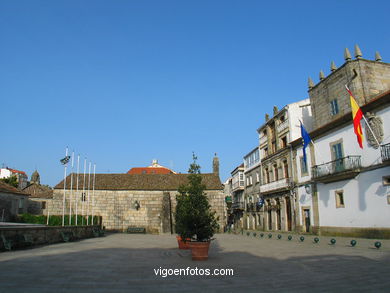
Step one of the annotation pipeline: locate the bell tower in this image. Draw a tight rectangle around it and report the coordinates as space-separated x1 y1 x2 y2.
213 153 219 176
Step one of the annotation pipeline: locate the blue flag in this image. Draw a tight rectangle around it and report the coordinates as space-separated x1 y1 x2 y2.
300 121 312 164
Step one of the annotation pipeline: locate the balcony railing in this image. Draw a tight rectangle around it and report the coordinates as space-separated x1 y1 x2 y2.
381 143 390 162
277 119 289 133
260 178 290 193
312 156 361 180
232 202 245 210
259 135 267 145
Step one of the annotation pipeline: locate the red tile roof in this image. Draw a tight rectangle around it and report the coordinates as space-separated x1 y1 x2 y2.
7 168 27 176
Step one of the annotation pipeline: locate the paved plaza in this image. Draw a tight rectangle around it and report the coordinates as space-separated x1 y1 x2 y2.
0 233 389 292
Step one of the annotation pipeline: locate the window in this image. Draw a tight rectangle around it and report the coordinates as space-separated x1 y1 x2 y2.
41 201 47 209
263 147 268 157
82 192 86 201
331 141 344 172
335 190 345 208
330 99 339 116
273 164 278 181
18 198 24 213
383 176 390 186
272 142 276 153
300 156 308 175
256 172 260 183
246 177 250 186
281 136 287 148
18 198 24 209
249 176 253 185
280 115 285 122
239 173 243 181
264 168 270 184
283 161 289 178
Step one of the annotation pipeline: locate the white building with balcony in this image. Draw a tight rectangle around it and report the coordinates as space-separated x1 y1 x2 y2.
298 50 390 237
306 90 390 237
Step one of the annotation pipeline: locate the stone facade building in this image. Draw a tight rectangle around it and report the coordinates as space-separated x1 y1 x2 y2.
257 99 312 232
0 181 29 221
308 47 390 130
49 159 225 234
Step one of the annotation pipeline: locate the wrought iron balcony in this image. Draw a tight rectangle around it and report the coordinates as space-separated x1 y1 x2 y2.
260 178 290 194
312 156 361 183
381 143 390 162
232 202 245 210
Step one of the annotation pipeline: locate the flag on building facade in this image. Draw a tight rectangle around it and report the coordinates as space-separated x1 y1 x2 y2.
300 121 312 164
346 86 364 149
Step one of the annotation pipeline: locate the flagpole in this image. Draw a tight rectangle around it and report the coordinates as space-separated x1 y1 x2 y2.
46 202 50 225
75 154 80 226
92 163 96 225
82 158 86 225
87 162 91 225
62 147 68 226
69 151 74 225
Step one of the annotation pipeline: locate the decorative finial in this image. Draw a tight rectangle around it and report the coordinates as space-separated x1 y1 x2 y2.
344 48 352 61
273 106 278 115
330 61 337 72
265 113 269 121
308 77 314 89
375 51 382 62
319 70 325 81
354 44 362 59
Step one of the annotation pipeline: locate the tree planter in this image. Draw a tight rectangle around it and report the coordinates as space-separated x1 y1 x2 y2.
176 236 190 250
189 241 210 261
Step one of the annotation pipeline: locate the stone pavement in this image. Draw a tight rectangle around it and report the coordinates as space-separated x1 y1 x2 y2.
0 233 389 293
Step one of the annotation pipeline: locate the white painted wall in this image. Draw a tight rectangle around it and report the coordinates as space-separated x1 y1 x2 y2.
317 167 390 228
295 144 312 183
297 185 314 227
0 168 12 179
313 104 390 228
314 106 390 167
287 98 312 142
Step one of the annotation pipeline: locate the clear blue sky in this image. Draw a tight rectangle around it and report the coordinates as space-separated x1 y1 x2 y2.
1 0 389 186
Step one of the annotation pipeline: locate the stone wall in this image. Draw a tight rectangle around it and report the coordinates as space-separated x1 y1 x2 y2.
27 198 50 215
50 189 226 234
0 192 28 221
0 225 99 250
309 59 390 130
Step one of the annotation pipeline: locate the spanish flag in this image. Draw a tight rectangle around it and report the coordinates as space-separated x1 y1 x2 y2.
345 86 363 148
